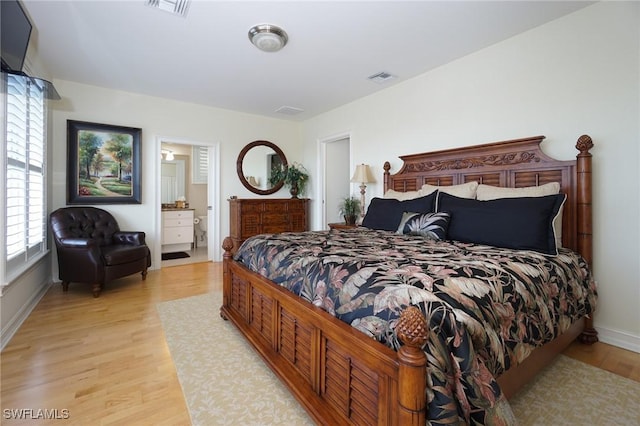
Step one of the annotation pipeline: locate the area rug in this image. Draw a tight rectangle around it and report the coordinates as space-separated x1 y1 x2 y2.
161 251 190 260
157 293 640 425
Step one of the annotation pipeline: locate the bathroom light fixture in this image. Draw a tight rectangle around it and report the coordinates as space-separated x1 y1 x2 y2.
248 24 288 52
162 149 175 161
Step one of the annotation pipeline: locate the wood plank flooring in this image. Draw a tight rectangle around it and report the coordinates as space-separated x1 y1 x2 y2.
1 261 638 425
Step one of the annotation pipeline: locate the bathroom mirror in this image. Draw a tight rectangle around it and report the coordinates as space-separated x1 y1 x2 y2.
161 159 186 204
237 140 288 195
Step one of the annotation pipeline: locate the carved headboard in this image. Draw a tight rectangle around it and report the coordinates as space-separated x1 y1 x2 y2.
383 135 594 264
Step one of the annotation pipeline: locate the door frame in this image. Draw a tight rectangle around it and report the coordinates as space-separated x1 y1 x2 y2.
317 132 352 230
154 136 220 267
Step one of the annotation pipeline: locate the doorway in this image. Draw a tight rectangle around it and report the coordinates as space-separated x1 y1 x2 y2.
156 137 220 268
319 135 351 229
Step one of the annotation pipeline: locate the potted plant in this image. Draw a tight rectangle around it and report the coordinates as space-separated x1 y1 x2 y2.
339 196 361 225
269 162 309 198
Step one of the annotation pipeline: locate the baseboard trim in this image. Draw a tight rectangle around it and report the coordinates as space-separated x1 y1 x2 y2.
596 326 640 354
1 280 52 351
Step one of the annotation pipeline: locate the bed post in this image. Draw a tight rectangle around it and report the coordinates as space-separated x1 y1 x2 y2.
220 236 234 320
383 161 391 193
396 306 429 425
575 135 598 344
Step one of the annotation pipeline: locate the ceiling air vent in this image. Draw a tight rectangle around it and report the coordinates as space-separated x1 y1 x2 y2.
367 71 396 84
275 106 304 116
146 0 190 17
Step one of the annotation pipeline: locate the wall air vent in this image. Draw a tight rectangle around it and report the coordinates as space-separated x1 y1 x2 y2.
146 0 190 17
275 106 304 115
367 71 396 84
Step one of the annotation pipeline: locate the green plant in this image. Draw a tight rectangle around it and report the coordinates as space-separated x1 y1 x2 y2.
269 162 309 195
339 197 361 219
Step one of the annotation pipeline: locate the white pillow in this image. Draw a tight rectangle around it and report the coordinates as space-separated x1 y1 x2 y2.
476 182 560 200
383 188 423 201
476 182 563 247
421 181 479 199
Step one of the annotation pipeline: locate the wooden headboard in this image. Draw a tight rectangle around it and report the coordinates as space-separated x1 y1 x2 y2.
383 135 594 265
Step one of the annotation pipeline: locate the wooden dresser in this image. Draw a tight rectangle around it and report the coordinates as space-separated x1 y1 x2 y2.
229 198 308 253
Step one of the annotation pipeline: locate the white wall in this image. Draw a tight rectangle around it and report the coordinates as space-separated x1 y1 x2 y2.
301 2 640 351
49 80 303 268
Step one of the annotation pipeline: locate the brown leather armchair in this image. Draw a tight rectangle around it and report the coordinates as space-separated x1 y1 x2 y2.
50 207 151 297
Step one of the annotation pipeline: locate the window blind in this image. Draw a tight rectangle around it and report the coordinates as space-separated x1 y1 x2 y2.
4 73 47 280
192 145 208 184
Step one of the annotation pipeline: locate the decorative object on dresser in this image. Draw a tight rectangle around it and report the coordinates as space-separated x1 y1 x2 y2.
350 163 375 218
269 162 310 198
49 207 151 297
162 209 194 254
228 198 308 253
236 140 288 196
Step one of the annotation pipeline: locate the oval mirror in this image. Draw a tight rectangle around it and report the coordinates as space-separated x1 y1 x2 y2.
237 140 288 195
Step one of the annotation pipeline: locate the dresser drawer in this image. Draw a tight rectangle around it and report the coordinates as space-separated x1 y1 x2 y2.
164 218 193 228
163 210 194 220
163 226 193 244
229 198 308 254
263 212 289 225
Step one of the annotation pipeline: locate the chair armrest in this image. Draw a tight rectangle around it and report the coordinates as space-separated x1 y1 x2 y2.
58 238 98 248
56 238 103 270
113 231 146 246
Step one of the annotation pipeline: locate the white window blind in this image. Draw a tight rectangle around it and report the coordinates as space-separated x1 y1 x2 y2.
192 145 208 184
4 73 47 281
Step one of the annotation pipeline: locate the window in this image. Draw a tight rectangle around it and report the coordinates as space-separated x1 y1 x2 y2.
192 145 208 184
3 72 47 284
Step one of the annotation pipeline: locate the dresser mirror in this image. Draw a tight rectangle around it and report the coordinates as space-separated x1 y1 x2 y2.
237 140 288 195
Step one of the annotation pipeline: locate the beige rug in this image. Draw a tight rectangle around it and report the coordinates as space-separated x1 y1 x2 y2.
157 292 640 425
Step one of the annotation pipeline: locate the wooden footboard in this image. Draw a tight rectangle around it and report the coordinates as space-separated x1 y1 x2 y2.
221 237 428 426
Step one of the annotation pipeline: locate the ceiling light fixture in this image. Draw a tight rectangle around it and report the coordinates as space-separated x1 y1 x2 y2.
248 24 288 53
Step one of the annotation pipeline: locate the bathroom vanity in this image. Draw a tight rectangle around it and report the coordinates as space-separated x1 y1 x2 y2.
161 209 194 253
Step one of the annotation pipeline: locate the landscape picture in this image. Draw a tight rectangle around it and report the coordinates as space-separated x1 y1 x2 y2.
67 120 141 204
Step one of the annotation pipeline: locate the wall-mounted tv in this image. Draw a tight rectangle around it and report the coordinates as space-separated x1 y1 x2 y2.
1 0 33 72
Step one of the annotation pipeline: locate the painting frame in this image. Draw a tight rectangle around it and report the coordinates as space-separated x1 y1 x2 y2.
67 120 142 205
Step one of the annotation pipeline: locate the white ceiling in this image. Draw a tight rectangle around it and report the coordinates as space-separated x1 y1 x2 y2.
22 1 593 121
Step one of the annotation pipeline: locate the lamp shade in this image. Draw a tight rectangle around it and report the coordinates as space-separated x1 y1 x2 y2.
350 164 375 184
247 176 260 187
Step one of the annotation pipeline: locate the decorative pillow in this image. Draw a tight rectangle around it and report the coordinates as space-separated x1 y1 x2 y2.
476 182 563 248
436 192 566 255
421 181 479 199
361 192 437 231
476 182 560 200
383 188 422 201
396 211 450 240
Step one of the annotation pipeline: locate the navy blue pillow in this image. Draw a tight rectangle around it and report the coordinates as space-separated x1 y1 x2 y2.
437 192 566 255
362 192 437 232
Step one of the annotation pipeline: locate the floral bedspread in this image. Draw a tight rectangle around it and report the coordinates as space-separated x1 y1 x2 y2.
234 228 597 425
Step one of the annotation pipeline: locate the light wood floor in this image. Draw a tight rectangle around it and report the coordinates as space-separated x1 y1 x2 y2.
1 261 639 425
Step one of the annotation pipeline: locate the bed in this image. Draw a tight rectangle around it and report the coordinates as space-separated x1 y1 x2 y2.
220 134 597 425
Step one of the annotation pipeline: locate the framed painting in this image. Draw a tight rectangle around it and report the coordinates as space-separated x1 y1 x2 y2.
67 120 142 204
